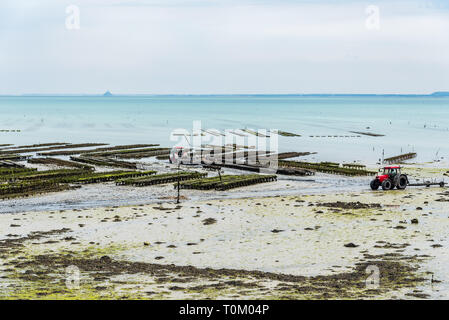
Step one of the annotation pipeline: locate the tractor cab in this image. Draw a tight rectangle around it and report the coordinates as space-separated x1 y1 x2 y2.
377 166 401 183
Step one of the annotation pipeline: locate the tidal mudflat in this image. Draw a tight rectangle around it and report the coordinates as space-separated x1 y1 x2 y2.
0 139 448 299
1 169 448 299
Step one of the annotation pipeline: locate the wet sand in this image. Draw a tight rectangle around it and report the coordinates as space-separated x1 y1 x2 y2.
1 166 448 299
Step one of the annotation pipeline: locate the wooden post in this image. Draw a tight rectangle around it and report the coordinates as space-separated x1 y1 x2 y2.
176 163 180 204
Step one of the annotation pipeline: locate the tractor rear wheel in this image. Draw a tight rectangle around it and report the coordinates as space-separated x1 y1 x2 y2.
370 179 380 190
381 179 393 190
396 175 408 190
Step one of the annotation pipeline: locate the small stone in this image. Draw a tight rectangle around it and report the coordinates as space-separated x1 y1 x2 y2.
344 243 359 248
202 218 217 225
100 256 112 264
411 218 419 224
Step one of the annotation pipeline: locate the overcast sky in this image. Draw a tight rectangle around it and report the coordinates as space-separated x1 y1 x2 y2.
1 0 449 94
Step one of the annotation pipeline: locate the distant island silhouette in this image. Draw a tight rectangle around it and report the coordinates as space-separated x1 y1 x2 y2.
12 91 449 97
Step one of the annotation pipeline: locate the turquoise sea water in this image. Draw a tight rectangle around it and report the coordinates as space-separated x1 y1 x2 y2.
1 96 448 163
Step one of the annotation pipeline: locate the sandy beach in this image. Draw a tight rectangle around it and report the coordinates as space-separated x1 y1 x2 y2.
1 164 448 300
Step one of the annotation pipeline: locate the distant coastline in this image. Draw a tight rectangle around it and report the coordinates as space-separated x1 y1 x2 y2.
1 91 448 98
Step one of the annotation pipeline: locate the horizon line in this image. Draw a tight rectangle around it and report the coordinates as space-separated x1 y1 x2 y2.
0 91 448 97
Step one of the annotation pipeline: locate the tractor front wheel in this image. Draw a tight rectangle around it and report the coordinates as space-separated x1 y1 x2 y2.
370 179 380 190
396 175 408 190
381 179 393 190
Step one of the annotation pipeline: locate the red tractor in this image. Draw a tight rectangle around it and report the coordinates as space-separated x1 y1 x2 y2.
370 166 409 191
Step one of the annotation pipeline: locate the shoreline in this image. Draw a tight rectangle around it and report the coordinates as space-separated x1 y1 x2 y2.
1 164 446 214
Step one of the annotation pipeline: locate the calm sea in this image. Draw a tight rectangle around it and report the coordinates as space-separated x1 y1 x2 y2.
1 95 448 163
